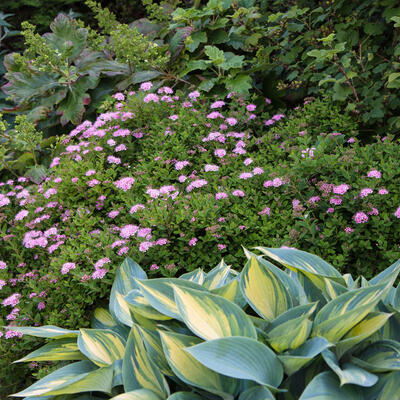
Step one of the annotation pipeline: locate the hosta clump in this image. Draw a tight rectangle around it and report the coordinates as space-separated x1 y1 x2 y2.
10 248 400 399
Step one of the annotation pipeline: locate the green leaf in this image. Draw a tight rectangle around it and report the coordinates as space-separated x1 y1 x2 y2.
220 52 245 70
160 330 238 398
167 393 204 400
240 256 297 321
110 257 147 326
238 386 275 400
26 165 47 184
180 60 211 77
279 337 333 376
387 73 400 89
5 325 79 338
364 371 400 400
12 361 113 397
186 337 283 390
299 371 364 399
204 45 225 65
224 74 252 94
122 324 169 397
14 338 85 363
173 285 257 340
77 329 126 367
186 31 207 52
111 390 163 400
322 349 378 387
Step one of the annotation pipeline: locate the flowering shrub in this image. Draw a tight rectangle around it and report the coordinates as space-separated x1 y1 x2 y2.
0 87 399 392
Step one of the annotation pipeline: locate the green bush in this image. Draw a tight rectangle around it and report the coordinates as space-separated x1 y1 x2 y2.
10 248 400 399
262 0 400 134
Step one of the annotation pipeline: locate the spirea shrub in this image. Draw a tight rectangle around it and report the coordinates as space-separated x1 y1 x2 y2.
0 87 399 391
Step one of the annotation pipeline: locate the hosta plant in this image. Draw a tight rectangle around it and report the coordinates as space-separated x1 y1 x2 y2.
9 247 400 399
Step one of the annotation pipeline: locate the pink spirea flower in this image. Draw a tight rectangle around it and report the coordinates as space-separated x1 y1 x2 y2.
232 190 245 197
186 179 208 192
2 293 21 307
85 170 96 176
368 208 379 216
115 144 127 152
246 104 256 111
169 115 179 121
38 302 45 310
308 196 320 204
207 111 223 119
140 82 153 91
239 172 253 180
146 188 160 198
214 149 226 158
178 175 187 183
204 164 219 172
0 195 10 207
367 169 381 178
87 179 100 187
94 258 110 270
326 208 335 213
112 92 125 101
244 158 253 166
330 197 342 205
15 210 29 221
378 188 388 195
210 101 225 109
0 261 6 269
150 264 159 270
120 224 138 238
114 177 135 191
253 167 264 175
61 262 76 275
43 188 57 198
108 210 120 218
107 156 121 164
189 237 198 246
217 244 227 251
188 90 200 100
139 241 153 252
333 184 350 195
345 227 354 234
50 157 60 168
354 212 368 224
226 117 237 126
360 188 373 198
143 93 159 103
130 204 145 213
92 269 107 279
215 192 228 200
175 161 189 170
395 206 400 219
258 206 271 216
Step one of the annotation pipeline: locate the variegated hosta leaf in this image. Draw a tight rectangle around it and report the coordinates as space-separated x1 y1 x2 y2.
278 337 333 376
12 361 113 397
202 259 231 290
369 258 400 286
211 277 247 307
240 256 297 321
6 325 79 338
312 283 389 343
321 349 378 387
110 389 163 399
77 329 126 367
122 324 170 397
364 371 400 400
324 278 348 300
159 330 239 398
136 325 173 376
173 286 256 340
267 303 317 352
125 289 172 320
351 340 400 372
335 312 392 359
134 278 208 320
167 392 204 400
256 247 345 291
92 307 130 340
110 257 147 326
299 371 364 399
186 337 283 390
179 269 206 285
238 386 275 400
14 338 85 363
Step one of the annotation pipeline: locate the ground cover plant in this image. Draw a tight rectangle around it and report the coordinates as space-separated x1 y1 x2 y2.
0 87 399 392
9 248 400 399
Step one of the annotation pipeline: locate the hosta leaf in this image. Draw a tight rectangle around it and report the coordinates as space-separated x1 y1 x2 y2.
167 393 204 400
186 337 283 390
136 325 172 376
92 307 130 340
134 278 207 320
203 259 231 290
279 337 333 376
240 256 296 321
335 312 392 359
12 361 112 397
160 330 238 398
125 289 172 320
313 283 388 343
324 278 348 300
110 257 147 326
364 371 400 400
299 371 364 399
5 325 79 338
173 286 256 340
351 340 400 372
238 386 275 400
113 359 123 388
179 268 206 285
211 278 247 308
77 329 125 367
111 389 162 400
122 324 169 397
257 247 344 291
14 338 85 363
322 349 378 387
369 258 400 286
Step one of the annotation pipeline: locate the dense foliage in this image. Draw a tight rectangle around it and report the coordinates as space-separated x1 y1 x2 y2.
10 248 400 399
1 89 399 393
